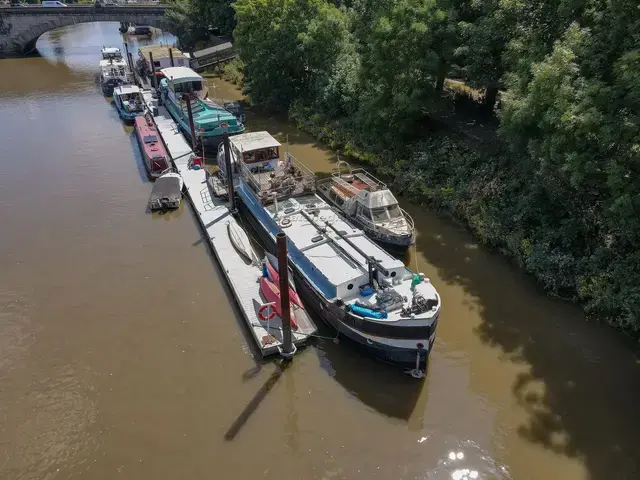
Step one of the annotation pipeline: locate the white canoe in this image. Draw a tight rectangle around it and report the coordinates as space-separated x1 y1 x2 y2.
227 220 259 265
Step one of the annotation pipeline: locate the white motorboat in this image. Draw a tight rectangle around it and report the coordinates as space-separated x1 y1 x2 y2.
317 161 415 251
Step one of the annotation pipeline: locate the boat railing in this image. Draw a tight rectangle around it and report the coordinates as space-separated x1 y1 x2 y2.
401 208 416 232
239 152 316 204
319 175 360 198
351 168 387 191
332 160 387 191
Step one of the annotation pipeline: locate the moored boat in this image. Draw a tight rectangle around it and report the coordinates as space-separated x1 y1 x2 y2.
100 58 131 96
158 66 245 151
134 114 170 179
99 47 131 96
148 169 183 211
227 220 260 265
113 85 146 123
317 161 415 251
127 25 152 37
222 132 441 375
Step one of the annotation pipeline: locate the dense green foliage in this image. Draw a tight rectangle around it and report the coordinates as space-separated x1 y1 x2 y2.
166 0 236 50
177 0 640 335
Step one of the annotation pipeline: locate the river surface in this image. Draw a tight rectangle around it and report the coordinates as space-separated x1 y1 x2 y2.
1 22 639 480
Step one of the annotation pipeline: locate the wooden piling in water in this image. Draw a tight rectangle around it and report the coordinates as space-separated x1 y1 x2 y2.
277 232 293 356
149 51 157 90
127 52 135 84
183 93 198 152
222 132 235 212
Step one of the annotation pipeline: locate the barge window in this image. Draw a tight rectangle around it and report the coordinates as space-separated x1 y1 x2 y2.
144 135 159 143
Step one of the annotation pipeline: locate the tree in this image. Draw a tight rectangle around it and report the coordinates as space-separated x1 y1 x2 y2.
456 0 517 110
355 0 458 141
165 0 208 51
234 0 349 111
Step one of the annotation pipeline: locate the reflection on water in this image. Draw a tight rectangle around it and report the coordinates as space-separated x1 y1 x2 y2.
423 439 512 480
0 20 639 480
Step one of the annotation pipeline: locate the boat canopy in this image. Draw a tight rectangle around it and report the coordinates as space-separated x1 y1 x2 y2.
115 85 142 95
230 131 280 154
161 66 203 84
356 189 399 209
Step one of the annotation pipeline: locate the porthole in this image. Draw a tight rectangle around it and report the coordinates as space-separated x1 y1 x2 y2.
347 284 354 290
390 271 396 277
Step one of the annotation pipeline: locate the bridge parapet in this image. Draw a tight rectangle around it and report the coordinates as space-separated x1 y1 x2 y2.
0 5 170 56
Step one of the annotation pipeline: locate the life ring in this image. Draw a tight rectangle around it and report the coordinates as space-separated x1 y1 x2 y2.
280 218 292 228
258 304 276 321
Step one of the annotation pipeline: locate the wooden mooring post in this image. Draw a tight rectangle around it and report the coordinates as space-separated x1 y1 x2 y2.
149 51 157 90
276 232 294 357
183 92 198 152
222 132 235 212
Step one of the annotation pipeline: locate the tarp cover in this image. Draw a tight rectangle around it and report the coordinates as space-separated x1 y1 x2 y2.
149 176 182 207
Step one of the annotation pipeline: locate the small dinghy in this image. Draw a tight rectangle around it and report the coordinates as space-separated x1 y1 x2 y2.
227 220 259 265
262 258 303 309
148 169 183 211
265 251 298 291
259 276 299 331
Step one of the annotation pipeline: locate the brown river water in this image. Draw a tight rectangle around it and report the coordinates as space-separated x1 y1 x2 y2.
1 22 639 480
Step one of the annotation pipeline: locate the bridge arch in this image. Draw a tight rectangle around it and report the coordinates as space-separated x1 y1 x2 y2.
0 6 171 56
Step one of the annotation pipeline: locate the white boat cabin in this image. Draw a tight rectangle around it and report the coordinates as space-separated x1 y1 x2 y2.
220 132 316 204
100 58 129 80
138 45 189 71
114 85 145 111
230 131 281 173
160 66 208 100
101 47 122 60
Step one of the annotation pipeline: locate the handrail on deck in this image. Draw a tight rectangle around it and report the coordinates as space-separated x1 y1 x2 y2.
330 160 387 191
239 152 316 204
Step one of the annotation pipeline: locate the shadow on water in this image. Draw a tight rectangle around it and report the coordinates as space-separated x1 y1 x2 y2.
313 324 426 422
128 131 153 185
403 202 640 480
224 359 290 441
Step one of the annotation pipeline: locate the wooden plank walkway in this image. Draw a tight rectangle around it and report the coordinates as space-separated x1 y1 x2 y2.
153 109 317 357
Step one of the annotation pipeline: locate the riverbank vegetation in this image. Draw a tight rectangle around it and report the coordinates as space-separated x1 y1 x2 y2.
172 0 640 336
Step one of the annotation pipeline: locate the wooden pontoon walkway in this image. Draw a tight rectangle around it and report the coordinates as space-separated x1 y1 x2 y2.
153 108 317 357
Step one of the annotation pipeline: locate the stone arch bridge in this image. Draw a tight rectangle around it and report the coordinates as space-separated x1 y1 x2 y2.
0 5 170 57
